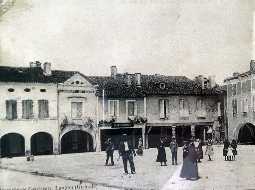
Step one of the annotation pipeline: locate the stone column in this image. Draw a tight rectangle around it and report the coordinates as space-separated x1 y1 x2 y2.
142 125 146 149
203 128 206 142
96 128 101 152
191 125 195 138
172 126 176 139
25 136 31 155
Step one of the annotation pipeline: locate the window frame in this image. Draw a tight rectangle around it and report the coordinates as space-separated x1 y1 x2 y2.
38 99 49 119
126 100 137 118
108 100 119 118
71 101 83 119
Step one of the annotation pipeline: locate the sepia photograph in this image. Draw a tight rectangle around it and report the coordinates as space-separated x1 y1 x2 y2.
0 0 254 189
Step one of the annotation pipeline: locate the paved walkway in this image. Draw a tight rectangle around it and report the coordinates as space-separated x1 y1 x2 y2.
162 145 255 190
1 145 255 190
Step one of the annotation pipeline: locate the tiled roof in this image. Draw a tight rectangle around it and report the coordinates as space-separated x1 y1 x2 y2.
87 74 224 98
0 66 77 83
0 66 224 97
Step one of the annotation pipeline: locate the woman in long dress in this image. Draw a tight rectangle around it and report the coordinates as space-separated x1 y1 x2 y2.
180 142 199 180
156 138 167 166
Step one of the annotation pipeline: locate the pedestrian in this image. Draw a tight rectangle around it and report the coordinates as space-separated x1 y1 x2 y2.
227 146 233 161
118 134 136 174
205 139 214 161
169 138 178 165
156 138 167 166
194 139 203 163
136 138 143 156
223 139 230 161
231 139 237 160
182 141 189 159
180 141 199 180
105 138 114 166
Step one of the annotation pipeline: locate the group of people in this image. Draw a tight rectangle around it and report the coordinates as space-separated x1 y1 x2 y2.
104 135 238 177
156 137 178 166
223 139 237 161
104 134 141 174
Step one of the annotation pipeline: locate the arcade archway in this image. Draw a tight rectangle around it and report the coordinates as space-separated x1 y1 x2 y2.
31 132 53 155
1 133 25 157
61 130 93 154
237 123 255 144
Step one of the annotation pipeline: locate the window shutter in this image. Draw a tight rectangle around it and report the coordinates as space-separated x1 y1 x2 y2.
159 99 164 119
108 100 112 116
134 101 138 116
244 98 249 113
165 99 169 115
116 100 120 117
6 100 11 120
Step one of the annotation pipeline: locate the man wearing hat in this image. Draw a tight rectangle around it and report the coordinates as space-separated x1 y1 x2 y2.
170 138 178 165
118 134 136 174
105 138 114 166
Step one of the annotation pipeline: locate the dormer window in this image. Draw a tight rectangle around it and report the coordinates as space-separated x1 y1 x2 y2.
8 88 15 92
24 88 31 92
160 83 166 89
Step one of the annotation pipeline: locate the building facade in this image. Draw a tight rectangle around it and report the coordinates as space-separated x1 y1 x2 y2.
0 63 225 157
224 60 255 144
0 62 99 157
94 66 225 150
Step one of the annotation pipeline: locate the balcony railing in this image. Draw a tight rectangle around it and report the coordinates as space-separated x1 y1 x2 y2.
60 116 94 131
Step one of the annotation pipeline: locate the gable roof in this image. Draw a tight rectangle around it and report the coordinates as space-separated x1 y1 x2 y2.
0 66 78 83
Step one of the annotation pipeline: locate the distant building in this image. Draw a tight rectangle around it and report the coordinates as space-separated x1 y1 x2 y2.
224 60 255 144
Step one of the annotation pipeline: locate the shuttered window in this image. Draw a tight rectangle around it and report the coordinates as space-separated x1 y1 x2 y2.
108 100 119 117
71 102 83 119
22 100 33 119
159 99 169 119
6 100 17 120
38 100 49 119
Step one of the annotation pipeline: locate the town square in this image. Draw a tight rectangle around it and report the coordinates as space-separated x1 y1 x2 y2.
1 0 255 189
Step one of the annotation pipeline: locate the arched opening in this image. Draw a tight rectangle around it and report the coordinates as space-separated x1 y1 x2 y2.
61 130 93 154
31 132 53 155
1 133 25 157
238 123 255 144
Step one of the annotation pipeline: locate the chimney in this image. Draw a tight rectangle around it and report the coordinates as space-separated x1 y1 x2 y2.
30 61 41 68
29 62 37 68
250 60 255 72
126 73 132 86
43 62 52 76
110 66 117 79
208 75 216 88
233 72 239 77
135 73 141 86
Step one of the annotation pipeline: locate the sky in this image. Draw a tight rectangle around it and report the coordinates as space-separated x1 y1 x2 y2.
0 0 254 84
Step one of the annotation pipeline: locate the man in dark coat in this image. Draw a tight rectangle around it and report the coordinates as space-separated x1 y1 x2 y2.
170 138 178 165
105 138 114 166
119 134 136 174
231 139 237 160
223 139 230 161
